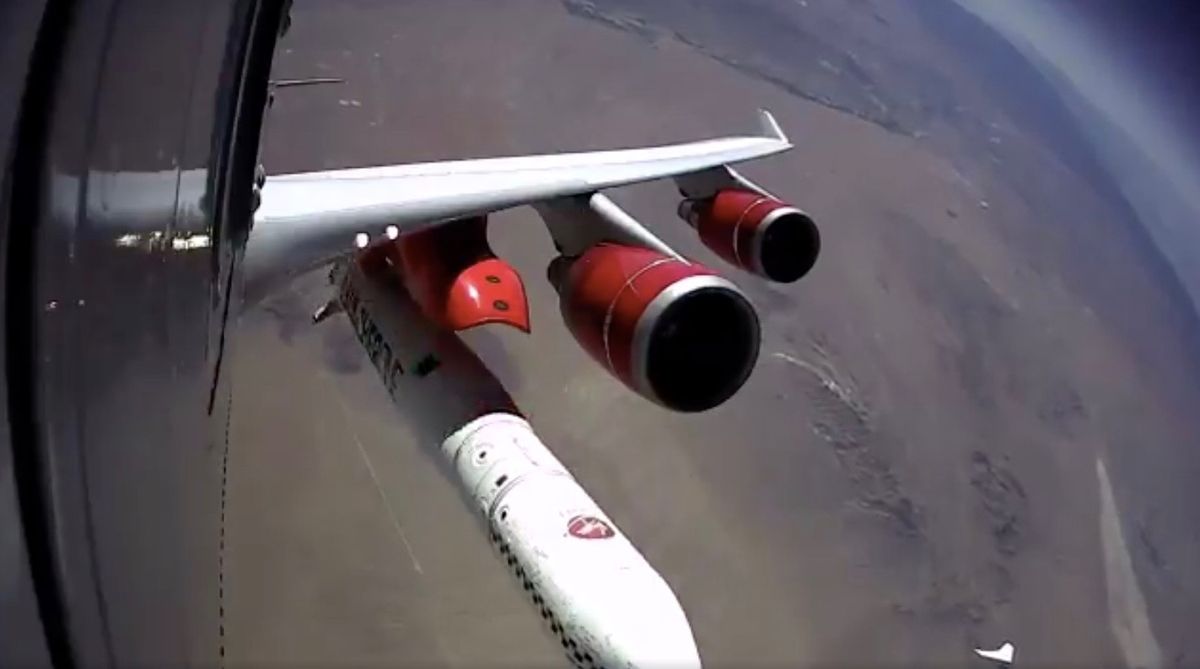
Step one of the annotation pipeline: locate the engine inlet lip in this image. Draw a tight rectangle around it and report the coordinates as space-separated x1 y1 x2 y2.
629 274 760 411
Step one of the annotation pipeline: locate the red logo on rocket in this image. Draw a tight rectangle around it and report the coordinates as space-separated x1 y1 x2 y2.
567 515 615 540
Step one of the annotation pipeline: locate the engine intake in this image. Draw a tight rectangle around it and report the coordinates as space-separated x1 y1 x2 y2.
549 243 760 412
679 189 820 283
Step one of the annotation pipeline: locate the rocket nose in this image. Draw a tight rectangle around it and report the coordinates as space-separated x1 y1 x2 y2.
596 585 701 668
621 627 701 668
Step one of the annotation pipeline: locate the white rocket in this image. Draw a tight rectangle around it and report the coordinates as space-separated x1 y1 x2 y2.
446 413 701 668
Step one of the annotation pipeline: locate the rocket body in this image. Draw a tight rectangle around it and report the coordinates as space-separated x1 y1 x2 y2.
444 413 701 668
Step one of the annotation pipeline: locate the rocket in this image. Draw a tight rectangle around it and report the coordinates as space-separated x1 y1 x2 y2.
323 249 702 668
445 413 701 669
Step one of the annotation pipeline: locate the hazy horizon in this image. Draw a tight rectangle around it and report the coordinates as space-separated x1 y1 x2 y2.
956 0 1200 312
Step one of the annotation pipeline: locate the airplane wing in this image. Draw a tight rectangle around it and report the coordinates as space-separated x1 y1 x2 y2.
243 109 791 297
240 110 814 669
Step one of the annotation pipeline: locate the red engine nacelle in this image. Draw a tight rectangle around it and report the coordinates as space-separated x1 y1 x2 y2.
382 216 530 333
678 189 820 283
548 243 761 412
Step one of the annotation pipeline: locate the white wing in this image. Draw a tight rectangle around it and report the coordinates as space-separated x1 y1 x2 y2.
245 110 790 297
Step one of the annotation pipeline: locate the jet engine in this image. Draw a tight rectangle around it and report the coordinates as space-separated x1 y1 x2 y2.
390 216 531 333
678 189 820 283
548 243 760 412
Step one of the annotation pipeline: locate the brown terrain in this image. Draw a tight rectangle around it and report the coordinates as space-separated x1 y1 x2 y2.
224 1 1200 666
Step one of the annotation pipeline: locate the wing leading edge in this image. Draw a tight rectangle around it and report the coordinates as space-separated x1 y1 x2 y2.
244 110 791 302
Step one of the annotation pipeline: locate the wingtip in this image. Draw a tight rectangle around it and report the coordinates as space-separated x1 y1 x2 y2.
756 109 788 143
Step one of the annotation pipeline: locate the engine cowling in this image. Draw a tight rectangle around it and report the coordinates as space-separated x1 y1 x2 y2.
391 216 530 333
548 243 761 412
678 189 820 283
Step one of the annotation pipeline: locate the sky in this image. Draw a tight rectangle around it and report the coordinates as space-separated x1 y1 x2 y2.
954 0 1200 211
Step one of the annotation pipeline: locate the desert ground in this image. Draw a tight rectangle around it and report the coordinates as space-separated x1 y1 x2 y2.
223 1 1200 666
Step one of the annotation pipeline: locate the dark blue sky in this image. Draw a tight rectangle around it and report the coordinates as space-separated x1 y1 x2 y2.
1071 1 1200 148
958 0 1200 208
